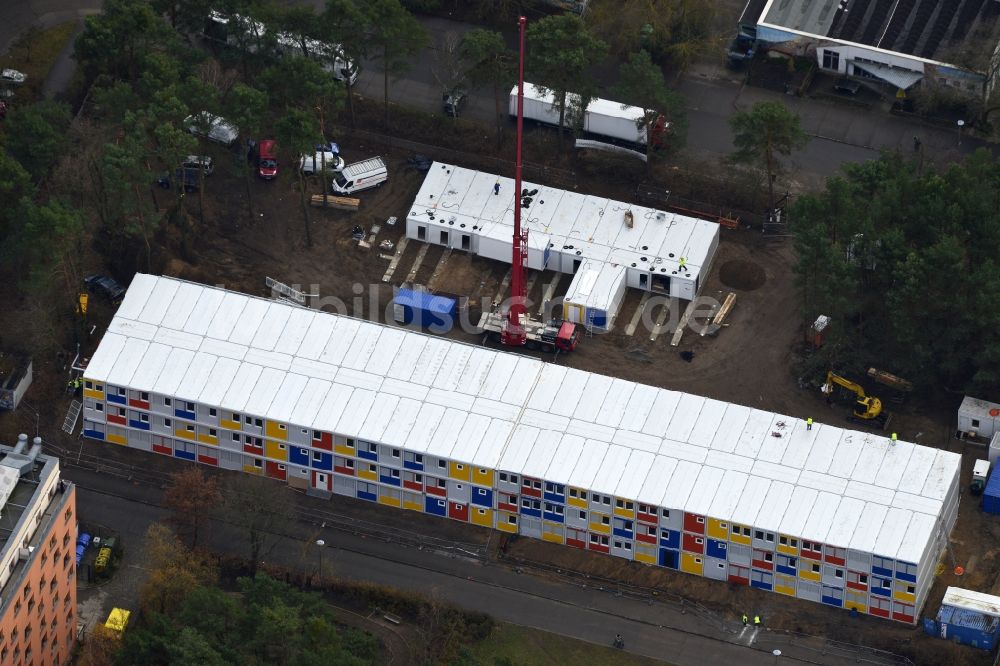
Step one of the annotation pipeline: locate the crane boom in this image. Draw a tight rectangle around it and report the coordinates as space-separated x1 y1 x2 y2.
501 16 528 346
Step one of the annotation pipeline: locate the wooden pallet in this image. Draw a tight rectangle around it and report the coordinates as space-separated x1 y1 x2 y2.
309 194 360 210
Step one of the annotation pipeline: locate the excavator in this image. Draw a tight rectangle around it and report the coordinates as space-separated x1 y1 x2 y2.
821 371 891 430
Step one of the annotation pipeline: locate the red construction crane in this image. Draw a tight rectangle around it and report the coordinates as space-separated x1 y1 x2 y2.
478 16 579 355
501 15 529 347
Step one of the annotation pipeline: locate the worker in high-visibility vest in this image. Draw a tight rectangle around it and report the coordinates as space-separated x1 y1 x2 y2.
754 614 761 626
679 257 687 271
891 432 898 444
742 613 748 626
806 417 813 431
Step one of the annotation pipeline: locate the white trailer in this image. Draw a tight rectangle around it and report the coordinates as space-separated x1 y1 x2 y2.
510 83 663 146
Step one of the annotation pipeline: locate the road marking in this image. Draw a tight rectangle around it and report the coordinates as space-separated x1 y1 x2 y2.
426 249 453 291
625 292 651 337
649 301 671 341
381 237 409 283
405 244 430 284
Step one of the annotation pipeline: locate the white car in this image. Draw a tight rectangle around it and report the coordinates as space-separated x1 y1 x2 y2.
184 112 239 146
0 69 26 86
182 155 214 175
300 142 344 174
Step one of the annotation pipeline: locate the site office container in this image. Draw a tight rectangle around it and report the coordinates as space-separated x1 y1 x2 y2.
393 288 458 332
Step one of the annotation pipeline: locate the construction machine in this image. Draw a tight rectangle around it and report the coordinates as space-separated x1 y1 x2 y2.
479 310 579 353
821 371 891 429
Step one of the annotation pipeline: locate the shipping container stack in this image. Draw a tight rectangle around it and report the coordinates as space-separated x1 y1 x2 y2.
81 275 962 624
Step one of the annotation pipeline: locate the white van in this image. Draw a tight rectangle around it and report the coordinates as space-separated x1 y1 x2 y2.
331 157 387 195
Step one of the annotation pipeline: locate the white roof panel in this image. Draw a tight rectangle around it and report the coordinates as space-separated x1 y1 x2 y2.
287 378 331 427
356 393 399 443
800 492 841 544
778 486 818 537
688 399 728 448
520 432 561 479
84 332 128 382
615 450 654 499
636 456 678 506
106 337 149 387
271 307 316 357
184 288 226 336
205 292 249 341
618 385 658 432
707 470 748 521
380 397 423 448
243 367 285 416
218 362 263 413
732 409 772 459
591 444 632 495
545 434 588 485
448 413 491 464
128 343 172 391
406 403 447 454
642 390 682 436
710 404 752 454
151 347 195 396
332 387 375 438
849 502 889 553
136 277 179 326
268 373 309 422
659 459 701 510
474 419 515 470
567 439 610 490
731 476 772 526
174 351 218 403
497 425 538 473
665 394 707 442
824 496 865 548
897 445 938 495
753 481 795 532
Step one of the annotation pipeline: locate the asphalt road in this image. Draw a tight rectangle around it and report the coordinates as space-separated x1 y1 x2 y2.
66 464 885 665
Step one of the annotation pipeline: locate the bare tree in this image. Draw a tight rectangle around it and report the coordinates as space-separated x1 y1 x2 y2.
217 473 295 576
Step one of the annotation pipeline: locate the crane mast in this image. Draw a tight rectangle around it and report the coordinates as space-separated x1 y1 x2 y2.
501 16 528 347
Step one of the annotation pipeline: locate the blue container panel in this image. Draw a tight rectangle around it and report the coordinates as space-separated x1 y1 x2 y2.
520 507 542 519
872 565 893 578
937 606 1000 650
394 289 457 331
543 491 564 504
706 539 728 559
894 568 917 583
425 497 447 516
613 527 633 539
403 460 423 471
175 449 195 461
83 429 105 441
659 529 680 549
310 452 333 471
379 474 401 487
659 548 679 569
544 511 565 523
776 563 796 576
357 450 377 462
751 579 773 592
871 580 892 597
106 393 126 405
472 488 493 507
174 408 196 420
983 469 1000 514
822 595 844 608
290 447 310 466
357 489 376 502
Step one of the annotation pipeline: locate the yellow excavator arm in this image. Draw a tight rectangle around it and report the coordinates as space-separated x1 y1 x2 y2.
822 371 884 421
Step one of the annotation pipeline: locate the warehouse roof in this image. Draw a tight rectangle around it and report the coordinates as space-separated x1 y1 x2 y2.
408 163 718 284
754 0 1000 66
87 275 962 565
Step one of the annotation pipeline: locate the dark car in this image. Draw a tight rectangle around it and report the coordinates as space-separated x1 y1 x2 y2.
156 167 201 192
833 77 861 95
84 275 126 303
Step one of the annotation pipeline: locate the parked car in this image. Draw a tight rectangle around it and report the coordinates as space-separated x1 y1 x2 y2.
85 275 127 303
184 112 239 145
257 139 278 179
156 168 201 192
442 88 467 117
300 142 344 174
0 69 26 86
181 155 214 175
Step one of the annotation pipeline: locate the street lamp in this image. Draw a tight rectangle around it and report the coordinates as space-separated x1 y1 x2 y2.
315 539 325 579
957 119 965 146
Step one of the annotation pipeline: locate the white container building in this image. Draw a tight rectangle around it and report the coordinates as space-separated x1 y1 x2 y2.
406 162 720 330
958 396 1000 439
81 275 961 624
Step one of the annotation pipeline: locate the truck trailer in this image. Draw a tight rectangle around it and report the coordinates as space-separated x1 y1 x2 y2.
509 83 666 147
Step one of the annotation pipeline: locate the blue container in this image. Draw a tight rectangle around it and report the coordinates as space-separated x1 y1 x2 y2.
982 467 1000 514
928 606 1000 650
393 288 457 332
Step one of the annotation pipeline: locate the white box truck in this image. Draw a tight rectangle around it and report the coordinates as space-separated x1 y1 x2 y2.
510 83 666 147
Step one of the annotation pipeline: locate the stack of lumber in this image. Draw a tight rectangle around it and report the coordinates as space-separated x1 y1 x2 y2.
310 194 360 210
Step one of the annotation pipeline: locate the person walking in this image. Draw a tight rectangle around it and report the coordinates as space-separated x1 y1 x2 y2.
754 614 761 627
806 417 813 431
678 256 687 271
493 182 500 195
891 432 898 445
742 612 748 626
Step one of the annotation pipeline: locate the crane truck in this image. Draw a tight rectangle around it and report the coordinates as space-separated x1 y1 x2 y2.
481 15 582 356
821 371 891 430
478 310 579 353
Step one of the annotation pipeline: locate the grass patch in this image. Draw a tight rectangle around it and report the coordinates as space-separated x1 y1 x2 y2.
0 22 78 102
461 623 667 666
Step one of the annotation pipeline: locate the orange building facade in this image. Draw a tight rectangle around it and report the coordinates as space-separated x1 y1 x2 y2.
0 436 77 666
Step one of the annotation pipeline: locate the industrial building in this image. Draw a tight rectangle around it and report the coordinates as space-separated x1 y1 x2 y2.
738 0 1000 99
0 436 78 665
406 162 720 330
81 274 961 623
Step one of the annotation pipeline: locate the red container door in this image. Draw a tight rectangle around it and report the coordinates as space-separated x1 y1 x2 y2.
448 501 469 522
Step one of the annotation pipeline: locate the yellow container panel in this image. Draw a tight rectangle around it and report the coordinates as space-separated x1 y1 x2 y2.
265 421 287 440
174 429 195 441
198 434 218 445
264 441 289 461
379 495 401 508
634 551 656 565
776 543 798 556
472 468 493 486
567 495 587 509
403 500 423 512
542 531 564 544
220 418 241 431
357 469 377 481
706 519 728 540
845 593 867 613
680 553 704 575
774 575 796 596
448 461 471 481
613 506 635 519
243 464 263 475
798 568 821 583
83 388 104 400
106 433 127 446
729 526 751 545
471 508 493 527
589 521 611 535
334 444 355 457
892 590 915 604
496 521 517 534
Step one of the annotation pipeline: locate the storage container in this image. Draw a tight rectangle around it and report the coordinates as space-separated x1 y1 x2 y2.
982 466 1000 514
393 288 457 332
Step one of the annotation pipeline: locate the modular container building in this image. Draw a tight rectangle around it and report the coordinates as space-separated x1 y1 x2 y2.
511 84 650 145
924 587 1000 650
406 162 719 328
561 261 628 332
982 466 1000 515
958 396 1000 439
82 275 962 624
393 288 457 332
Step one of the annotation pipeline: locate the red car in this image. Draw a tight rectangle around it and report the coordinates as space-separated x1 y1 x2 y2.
257 139 278 179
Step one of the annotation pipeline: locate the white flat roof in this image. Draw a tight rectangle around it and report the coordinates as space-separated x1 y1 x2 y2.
87 275 962 562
